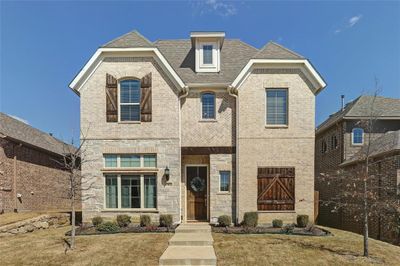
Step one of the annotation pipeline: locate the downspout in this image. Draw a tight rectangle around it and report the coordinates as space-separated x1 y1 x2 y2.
177 86 189 224
227 85 239 224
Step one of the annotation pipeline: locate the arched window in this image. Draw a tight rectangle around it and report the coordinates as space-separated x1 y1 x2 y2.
352 128 364 145
201 92 215 119
120 79 141 121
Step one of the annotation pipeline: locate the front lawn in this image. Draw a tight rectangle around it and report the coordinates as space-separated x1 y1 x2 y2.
213 227 400 265
0 212 46 226
0 226 171 265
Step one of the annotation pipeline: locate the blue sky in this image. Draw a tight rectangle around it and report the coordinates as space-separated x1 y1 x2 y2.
1 1 399 144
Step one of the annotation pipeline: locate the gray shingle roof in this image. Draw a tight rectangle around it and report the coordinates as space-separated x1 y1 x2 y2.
252 42 304 59
0 112 77 156
155 39 258 84
102 30 155 48
342 130 400 165
316 96 400 134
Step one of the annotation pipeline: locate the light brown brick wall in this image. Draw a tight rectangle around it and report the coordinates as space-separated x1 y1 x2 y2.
237 69 315 224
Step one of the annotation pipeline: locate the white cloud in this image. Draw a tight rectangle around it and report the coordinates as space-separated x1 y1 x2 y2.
9 115 29 125
192 0 238 17
335 14 363 34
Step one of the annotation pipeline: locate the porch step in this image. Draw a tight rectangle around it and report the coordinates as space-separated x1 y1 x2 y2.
175 224 211 234
159 246 216 266
169 233 213 246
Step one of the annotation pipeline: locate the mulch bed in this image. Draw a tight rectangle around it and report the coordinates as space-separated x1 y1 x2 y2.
212 225 331 236
65 224 177 236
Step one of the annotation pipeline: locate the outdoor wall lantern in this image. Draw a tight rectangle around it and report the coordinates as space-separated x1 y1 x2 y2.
164 166 170 181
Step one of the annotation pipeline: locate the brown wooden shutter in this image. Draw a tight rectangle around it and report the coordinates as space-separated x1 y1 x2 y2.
257 167 295 211
140 73 152 122
105 73 118 122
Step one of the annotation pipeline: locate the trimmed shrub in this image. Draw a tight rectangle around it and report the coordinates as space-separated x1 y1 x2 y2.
242 212 258 227
96 221 119 232
140 215 151 227
272 219 283 228
116 215 131 227
296 215 309 228
218 215 232 227
92 216 103 226
159 214 173 228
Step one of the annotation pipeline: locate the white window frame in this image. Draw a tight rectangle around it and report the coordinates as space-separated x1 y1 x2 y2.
219 171 231 193
118 78 141 122
103 174 157 210
103 154 157 168
265 88 289 127
200 91 216 120
351 128 364 146
195 40 220 72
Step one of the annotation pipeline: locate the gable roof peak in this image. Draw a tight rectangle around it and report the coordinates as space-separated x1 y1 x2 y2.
253 41 304 59
102 30 154 48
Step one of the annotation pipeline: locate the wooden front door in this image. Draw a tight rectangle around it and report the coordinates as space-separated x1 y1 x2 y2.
186 166 208 221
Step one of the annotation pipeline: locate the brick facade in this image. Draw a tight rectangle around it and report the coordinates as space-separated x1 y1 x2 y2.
0 138 80 212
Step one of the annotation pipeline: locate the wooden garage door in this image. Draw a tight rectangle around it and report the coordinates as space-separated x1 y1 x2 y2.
257 167 295 211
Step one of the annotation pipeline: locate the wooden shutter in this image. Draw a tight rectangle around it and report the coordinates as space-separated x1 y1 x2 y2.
257 167 295 211
140 73 152 122
105 73 118 122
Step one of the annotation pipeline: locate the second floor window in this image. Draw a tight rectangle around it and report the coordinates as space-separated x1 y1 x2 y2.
266 89 288 125
201 92 215 119
120 79 140 121
352 128 364 145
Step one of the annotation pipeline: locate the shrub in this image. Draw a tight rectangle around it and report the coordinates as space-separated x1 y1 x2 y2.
92 216 103 226
96 221 119 232
296 215 309 228
242 212 258 227
116 215 131 227
272 219 283 228
159 214 173 227
218 215 232 227
140 215 151 227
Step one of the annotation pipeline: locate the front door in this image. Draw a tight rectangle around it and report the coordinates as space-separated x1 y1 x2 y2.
186 166 208 221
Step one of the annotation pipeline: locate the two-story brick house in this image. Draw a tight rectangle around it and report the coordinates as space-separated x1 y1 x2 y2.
69 31 326 224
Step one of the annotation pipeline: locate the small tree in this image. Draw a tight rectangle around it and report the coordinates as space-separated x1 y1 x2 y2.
320 85 400 255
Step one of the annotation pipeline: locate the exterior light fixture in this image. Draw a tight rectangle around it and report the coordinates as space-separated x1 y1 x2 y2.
164 166 170 181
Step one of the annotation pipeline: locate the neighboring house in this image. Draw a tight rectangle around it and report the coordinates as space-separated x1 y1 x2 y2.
69 30 326 224
315 96 400 243
0 112 80 213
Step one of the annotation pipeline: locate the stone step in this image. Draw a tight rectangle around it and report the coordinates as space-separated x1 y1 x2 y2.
175 224 211 234
159 246 216 266
169 233 213 246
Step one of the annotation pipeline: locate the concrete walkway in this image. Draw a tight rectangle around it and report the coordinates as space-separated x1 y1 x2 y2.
159 224 216 266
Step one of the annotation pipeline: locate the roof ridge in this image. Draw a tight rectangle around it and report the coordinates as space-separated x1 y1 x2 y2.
233 39 259 51
102 30 153 47
268 41 304 58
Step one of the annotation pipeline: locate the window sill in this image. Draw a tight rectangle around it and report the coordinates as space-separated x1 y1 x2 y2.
257 210 295 213
101 167 159 173
351 143 364 146
265 125 288 129
118 121 141 124
199 119 217 123
217 192 231 195
102 208 159 213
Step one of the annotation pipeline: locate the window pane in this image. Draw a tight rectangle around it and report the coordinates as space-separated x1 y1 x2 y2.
144 175 157 208
353 128 364 144
120 80 140 104
105 175 118 208
203 45 213 64
121 175 140 208
202 93 215 119
120 155 140 167
121 105 140 121
266 89 287 125
220 171 230 192
104 155 117 167
144 155 156 167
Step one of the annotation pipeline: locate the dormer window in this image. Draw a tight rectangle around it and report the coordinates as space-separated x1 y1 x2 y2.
191 32 224 73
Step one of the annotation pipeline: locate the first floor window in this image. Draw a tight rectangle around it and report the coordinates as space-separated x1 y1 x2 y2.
352 128 364 145
219 171 230 192
266 89 288 125
105 175 118 208
104 174 157 209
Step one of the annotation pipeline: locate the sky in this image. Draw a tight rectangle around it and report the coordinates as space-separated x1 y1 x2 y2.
1 0 399 144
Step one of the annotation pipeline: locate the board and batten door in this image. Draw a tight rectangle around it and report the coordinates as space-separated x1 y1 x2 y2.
186 166 208 221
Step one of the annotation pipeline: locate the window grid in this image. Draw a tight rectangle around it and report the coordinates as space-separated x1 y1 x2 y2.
219 171 230 192
120 79 141 121
202 92 215 119
105 175 118 208
203 45 213 64
121 175 141 208
266 89 288 125
352 128 364 144
104 154 157 168
104 155 117 168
